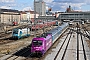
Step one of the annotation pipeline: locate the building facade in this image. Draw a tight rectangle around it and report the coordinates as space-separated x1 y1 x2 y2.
34 0 46 16
0 9 20 24
0 8 40 24
20 10 39 23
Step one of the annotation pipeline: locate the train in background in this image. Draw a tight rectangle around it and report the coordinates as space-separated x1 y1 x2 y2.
12 20 18 26
31 23 68 56
31 20 58 30
12 28 30 39
12 21 18 26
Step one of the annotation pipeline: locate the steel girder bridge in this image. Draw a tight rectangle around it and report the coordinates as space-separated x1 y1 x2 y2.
35 12 90 23
58 12 90 22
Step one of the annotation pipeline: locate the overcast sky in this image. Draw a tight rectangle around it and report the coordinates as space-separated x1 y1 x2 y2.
0 0 90 12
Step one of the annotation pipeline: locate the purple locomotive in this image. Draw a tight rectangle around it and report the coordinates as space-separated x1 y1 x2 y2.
31 23 68 56
31 33 52 56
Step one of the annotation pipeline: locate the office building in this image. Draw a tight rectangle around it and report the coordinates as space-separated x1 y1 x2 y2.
34 0 46 16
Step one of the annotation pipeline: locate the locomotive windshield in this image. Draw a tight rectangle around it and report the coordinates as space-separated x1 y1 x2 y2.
13 29 18 34
33 40 42 46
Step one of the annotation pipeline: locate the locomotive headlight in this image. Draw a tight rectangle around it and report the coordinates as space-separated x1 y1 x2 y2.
36 49 39 50
34 47 41 48
34 47 42 51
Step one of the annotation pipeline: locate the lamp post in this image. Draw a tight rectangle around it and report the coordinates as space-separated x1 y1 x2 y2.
34 0 36 37
8 6 11 24
0 8 1 23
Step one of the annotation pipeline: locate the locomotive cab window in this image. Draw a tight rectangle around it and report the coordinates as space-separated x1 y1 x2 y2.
33 40 42 46
13 29 18 34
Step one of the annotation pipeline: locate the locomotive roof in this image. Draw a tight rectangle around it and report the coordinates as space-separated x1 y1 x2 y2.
46 23 68 35
46 26 61 35
36 33 51 38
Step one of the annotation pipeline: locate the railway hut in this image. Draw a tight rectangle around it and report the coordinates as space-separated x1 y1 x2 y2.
12 28 30 39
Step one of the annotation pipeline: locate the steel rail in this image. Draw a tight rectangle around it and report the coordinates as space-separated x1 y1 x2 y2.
61 29 73 60
80 33 87 60
54 28 72 60
77 23 79 60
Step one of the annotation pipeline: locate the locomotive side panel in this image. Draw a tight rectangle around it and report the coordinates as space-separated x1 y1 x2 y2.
45 35 52 51
31 34 52 55
12 28 30 39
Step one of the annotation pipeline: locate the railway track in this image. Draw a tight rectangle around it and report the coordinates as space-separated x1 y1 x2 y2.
0 32 14 45
0 26 68 60
81 25 90 36
0 27 40 45
1 23 89 60
33 28 70 60
76 24 88 60
0 24 29 39
53 29 72 60
0 32 11 39
70 27 90 39
53 27 88 60
80 32 87 60
45 24 88 60
50 28 74 60
1 45 42 60
71 23 88 60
